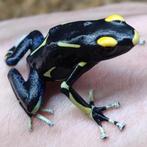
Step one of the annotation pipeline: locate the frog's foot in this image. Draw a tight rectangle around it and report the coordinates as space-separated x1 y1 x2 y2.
28 114 54 131
88 90 125 139
92 106 125 139
5 46 16 59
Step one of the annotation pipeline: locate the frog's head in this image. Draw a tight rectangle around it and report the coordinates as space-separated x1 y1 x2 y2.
96 14 140 60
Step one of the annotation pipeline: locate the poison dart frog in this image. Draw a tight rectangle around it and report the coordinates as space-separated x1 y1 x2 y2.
5 14 141 139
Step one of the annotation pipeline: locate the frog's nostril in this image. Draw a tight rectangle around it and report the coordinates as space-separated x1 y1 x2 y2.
132 30 140 45
138 39 146 45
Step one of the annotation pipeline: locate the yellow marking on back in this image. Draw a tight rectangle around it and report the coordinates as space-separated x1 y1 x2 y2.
69 93 92 116
78 62 87 67
57 41 81 48
132 30 140 45
105 14 125 22
61 81 69 90
97 36 118 47
30 34 49 56
43 67 56 78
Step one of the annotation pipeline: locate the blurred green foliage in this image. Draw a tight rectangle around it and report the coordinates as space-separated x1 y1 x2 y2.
0 0 146 20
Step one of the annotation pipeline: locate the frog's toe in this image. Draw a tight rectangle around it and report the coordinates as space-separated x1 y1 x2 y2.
28 114 54 131
28 117 33 132
5 46 15 58
88 90 121 109
5 57 18 66
35 114 54 127
98 125 108 139
41 108 54 114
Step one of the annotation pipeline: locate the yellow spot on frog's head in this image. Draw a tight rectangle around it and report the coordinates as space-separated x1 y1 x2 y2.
105 14 125 22
132 30 140 45
97 36 118 47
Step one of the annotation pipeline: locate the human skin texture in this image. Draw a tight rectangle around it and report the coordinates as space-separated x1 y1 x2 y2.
0 2 147 147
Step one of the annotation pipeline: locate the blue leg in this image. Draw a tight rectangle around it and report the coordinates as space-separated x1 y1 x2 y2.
5 30 44 66
8 68 54 130
8 68 44 116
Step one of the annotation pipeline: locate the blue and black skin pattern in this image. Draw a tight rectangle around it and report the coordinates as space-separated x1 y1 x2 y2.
5 14 140 139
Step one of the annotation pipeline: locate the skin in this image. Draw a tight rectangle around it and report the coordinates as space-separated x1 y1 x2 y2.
0 2 147 147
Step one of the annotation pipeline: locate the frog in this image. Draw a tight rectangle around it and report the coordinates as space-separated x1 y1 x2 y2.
5 14 141 139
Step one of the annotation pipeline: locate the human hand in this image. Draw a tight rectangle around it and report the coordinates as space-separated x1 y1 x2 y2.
0 2 147 147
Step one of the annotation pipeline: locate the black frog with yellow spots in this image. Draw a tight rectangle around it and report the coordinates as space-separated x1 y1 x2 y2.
5 14 140 139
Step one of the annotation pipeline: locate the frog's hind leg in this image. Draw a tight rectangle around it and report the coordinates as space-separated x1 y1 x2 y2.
5 30 44 66
8 68 54 131
61 62 126 139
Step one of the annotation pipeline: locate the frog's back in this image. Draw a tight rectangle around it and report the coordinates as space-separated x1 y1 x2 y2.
27 20 101 74
48 20 98 42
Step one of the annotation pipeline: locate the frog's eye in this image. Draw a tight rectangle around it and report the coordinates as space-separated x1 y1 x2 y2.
97 36 118 47
105 14 125 22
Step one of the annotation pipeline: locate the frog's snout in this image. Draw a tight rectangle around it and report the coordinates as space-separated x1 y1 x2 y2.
132 30 140 45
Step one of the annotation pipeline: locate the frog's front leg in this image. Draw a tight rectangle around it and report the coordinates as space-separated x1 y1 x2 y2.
60 62 125 139
8 68 54 130
5 30 44 66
